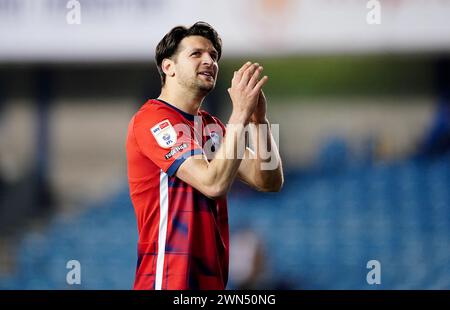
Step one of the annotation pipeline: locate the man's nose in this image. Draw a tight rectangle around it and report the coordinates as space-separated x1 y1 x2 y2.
201 53 214 66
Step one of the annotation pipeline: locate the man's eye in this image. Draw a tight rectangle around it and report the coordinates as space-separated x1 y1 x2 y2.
191 52 200 56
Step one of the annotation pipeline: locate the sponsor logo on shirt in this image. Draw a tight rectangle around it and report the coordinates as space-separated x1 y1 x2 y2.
165 143 188 159
151 119 177 148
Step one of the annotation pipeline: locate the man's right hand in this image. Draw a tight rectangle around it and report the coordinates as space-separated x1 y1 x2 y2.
227 62 268 125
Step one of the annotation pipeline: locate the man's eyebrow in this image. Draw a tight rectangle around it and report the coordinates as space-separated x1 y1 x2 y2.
189 47 218 55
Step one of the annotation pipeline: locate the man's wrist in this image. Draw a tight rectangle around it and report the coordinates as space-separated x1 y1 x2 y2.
250 117 269 125
228 111 249 125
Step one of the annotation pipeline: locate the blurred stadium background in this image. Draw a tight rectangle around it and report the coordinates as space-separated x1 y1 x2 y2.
0 0 449 289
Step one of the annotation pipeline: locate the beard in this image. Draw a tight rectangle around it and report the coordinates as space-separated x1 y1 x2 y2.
196 78 215 93
177 71 216 95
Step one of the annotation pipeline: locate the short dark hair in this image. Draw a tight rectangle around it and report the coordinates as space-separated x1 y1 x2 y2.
155 21 222 86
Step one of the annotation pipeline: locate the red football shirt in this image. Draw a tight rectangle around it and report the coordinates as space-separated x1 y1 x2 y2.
126 99 229 290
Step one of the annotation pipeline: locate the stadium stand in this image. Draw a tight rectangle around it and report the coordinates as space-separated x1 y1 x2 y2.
1 154 449 289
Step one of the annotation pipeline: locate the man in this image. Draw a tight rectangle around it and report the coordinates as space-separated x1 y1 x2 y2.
126 22 283 290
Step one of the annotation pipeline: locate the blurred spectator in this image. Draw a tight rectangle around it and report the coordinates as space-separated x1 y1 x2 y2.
229 228 296 290
229 229 266 289
417 57 450 157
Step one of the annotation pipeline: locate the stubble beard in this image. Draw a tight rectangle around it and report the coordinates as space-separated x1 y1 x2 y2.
197 79 215 94
180 75 216 96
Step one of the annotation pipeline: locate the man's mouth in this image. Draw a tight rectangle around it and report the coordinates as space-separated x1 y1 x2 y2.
198 71 214 80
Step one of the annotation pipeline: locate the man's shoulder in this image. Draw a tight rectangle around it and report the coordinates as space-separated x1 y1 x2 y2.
134 99 184 123
198 109 214 117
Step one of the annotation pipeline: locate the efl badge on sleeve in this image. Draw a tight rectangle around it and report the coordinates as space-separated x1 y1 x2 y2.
151 119 177 148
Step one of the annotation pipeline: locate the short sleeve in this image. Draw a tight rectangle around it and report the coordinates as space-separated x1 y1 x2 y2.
132 106 203 176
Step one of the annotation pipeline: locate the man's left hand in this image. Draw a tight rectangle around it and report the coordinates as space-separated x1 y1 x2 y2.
250 89 269 124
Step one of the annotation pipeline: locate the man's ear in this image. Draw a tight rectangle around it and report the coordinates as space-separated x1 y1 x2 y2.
162 58 175 78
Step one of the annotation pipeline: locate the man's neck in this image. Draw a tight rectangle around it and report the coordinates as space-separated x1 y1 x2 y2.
158 87 205 115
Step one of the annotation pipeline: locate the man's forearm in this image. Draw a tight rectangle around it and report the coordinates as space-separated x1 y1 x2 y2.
248 119 283 191
205 113 248 196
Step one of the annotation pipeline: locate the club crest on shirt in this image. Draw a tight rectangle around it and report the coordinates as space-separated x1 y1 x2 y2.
151 119 177 148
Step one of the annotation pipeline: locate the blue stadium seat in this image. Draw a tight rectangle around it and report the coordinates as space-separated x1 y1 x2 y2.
1 157 449 289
